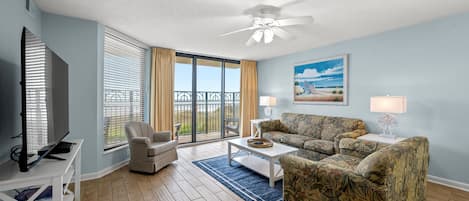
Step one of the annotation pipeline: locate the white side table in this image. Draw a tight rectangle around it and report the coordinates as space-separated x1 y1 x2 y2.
250 118 272 138
358 133 406 144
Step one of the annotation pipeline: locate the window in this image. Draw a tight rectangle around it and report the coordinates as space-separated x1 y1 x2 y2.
103 28 146 150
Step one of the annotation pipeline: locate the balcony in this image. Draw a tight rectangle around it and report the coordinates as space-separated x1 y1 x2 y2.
103 90 240 147
174 90 240 143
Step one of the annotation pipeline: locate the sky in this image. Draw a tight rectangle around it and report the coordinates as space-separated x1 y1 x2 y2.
175 63 240 92
294 58 345 88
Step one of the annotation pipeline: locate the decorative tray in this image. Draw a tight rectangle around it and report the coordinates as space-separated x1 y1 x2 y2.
247 138 273 148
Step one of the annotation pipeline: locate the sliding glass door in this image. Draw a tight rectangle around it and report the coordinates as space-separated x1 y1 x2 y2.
196 59 222 141
174 56 193 144
224 62 240 138
174 54 240 144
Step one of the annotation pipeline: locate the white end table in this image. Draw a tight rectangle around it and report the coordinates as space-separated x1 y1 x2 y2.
250 118 272 137
357 133 406 144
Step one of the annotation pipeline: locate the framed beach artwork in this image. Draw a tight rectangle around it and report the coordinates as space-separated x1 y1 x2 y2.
293 54 348 105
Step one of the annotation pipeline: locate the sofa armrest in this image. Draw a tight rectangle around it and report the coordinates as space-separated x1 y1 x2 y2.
334 129 367 153
259 120 288 133
152 131 171 142
279 154 382 200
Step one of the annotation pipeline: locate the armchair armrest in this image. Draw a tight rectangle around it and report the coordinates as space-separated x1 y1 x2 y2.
279 154 382 200
131 137 151 147
259 120 289 133
334 129 367 153
152 131 171 142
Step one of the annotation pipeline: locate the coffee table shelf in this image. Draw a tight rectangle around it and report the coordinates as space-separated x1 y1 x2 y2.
232 155 284 180
227 137 298 187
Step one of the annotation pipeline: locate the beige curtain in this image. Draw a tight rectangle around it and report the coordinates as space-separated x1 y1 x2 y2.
150 47 175 138
239 60 258 137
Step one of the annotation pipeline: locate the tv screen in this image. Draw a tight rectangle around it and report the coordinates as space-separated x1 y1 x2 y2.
20 28 70 171
45 49 69 144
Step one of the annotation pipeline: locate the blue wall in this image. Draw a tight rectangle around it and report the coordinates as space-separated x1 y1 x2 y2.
258 12 469 183
0 0 42 163
41 13 130 174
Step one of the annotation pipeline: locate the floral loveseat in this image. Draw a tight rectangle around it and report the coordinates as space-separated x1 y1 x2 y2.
260 113 367 161
280 137 429 201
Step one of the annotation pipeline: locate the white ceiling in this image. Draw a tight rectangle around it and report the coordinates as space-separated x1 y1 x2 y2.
36 0 469 60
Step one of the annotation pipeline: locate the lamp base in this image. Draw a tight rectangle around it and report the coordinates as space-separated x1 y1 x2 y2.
264 107 272 119
377 113 397 137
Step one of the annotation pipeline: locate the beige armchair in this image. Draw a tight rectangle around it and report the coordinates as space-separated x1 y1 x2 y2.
125 121 178 173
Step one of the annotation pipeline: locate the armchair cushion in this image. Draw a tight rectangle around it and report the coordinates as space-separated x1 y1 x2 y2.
320 154 362 170
148 140 178 157
303 140 335 155
339 138 388 159
263 131 314 148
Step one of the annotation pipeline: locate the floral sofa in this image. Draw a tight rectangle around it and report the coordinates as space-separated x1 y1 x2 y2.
279 137 429 201
260 113 368 161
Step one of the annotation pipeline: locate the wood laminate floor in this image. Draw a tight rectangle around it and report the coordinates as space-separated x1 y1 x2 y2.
79 140 469 201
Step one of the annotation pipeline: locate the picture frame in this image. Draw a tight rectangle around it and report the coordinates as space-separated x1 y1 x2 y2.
293 54 348 105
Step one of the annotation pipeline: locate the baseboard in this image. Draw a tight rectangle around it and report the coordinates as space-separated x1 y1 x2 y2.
428 175 469 192
80 159 129 181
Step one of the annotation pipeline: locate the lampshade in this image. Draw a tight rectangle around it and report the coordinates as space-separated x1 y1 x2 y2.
260 96 277 106
370 96 407 113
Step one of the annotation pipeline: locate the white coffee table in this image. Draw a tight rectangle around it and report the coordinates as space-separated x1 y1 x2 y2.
227 138 298 187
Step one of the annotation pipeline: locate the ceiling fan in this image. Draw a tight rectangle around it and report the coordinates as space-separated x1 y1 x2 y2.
220 3 314 46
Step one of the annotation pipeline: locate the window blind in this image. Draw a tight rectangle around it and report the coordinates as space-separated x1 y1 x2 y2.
104 29 146 149
25 30 48 152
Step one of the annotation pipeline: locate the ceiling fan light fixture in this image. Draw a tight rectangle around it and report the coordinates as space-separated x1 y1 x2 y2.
252 30 263 43
263 28 274 43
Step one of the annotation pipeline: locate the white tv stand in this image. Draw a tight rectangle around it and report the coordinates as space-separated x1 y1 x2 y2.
0 139 83 201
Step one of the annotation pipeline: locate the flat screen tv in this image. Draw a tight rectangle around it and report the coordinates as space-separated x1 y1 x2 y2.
19 27 70 172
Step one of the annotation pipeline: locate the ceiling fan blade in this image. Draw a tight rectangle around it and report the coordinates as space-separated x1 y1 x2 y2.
264 0 305 8
219 26 257 37
272 27 294 40
275 16 313 27
245 31 261 46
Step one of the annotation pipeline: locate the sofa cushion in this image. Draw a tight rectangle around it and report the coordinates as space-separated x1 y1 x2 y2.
320 154 362 171
320 117 365 141
296 114 325 139
148 140 177 156
263 131 314 148
303 140 335 155
280 113 301 134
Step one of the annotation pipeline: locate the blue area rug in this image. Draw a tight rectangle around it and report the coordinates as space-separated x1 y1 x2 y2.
193 155 283 201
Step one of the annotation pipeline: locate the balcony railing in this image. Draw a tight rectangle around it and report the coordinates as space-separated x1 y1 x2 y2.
103 90 240 147
174 90 240 137
104 89 143 148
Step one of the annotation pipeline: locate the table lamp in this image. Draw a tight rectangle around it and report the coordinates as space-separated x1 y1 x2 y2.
370 95 407 138
260 96 277 119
